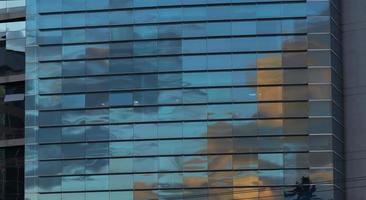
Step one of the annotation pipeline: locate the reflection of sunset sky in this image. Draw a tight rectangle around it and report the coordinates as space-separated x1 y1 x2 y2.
29 0 341 199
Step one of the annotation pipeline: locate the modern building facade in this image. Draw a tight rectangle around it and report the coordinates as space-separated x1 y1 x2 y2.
24 0 345 200
0 0 26 199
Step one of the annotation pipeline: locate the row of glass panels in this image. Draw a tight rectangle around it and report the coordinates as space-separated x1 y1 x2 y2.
0 0 24 14
38 3 308 29
37 19 307 45
35 168 336 193
36 153 334 177
38 35 308 61
0 21 24 35
37 69 334 95
35 186 338 200
38 135 310 160
35 169 324 191
37 0 305 12
37 52 309 78
38 85 332 110
36 101 334 126
35 118 334 144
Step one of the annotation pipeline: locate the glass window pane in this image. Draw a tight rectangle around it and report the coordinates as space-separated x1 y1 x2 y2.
259 154 284 169
233 154 258 170
85 175 109 190
110 158 133 173
62 127 85 142
110 175 133 190
62 176 84 191
110 125 133 140
62 160 85 175
183 172 208 188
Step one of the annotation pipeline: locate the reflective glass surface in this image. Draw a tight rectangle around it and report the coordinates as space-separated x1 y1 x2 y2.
0 1 25 200
26 0 343 199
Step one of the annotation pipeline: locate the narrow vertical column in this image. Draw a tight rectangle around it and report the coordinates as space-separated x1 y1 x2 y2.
25 0 39 200
307 0 344 199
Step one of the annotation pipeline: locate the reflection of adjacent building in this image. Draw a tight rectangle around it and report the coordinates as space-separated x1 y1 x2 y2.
27 1 342 200
0 1 25 199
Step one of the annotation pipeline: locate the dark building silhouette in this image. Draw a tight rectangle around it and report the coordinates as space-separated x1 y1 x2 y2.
0 1 25 200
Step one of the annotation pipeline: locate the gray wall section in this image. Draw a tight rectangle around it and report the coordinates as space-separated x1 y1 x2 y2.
343 0 366 199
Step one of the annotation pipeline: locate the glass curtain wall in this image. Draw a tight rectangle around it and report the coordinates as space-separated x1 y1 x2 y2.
25 0 343 200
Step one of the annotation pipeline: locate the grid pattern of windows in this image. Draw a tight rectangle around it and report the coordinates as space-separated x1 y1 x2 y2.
0 1 25 200
26 0 344 200
0 0 25 141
